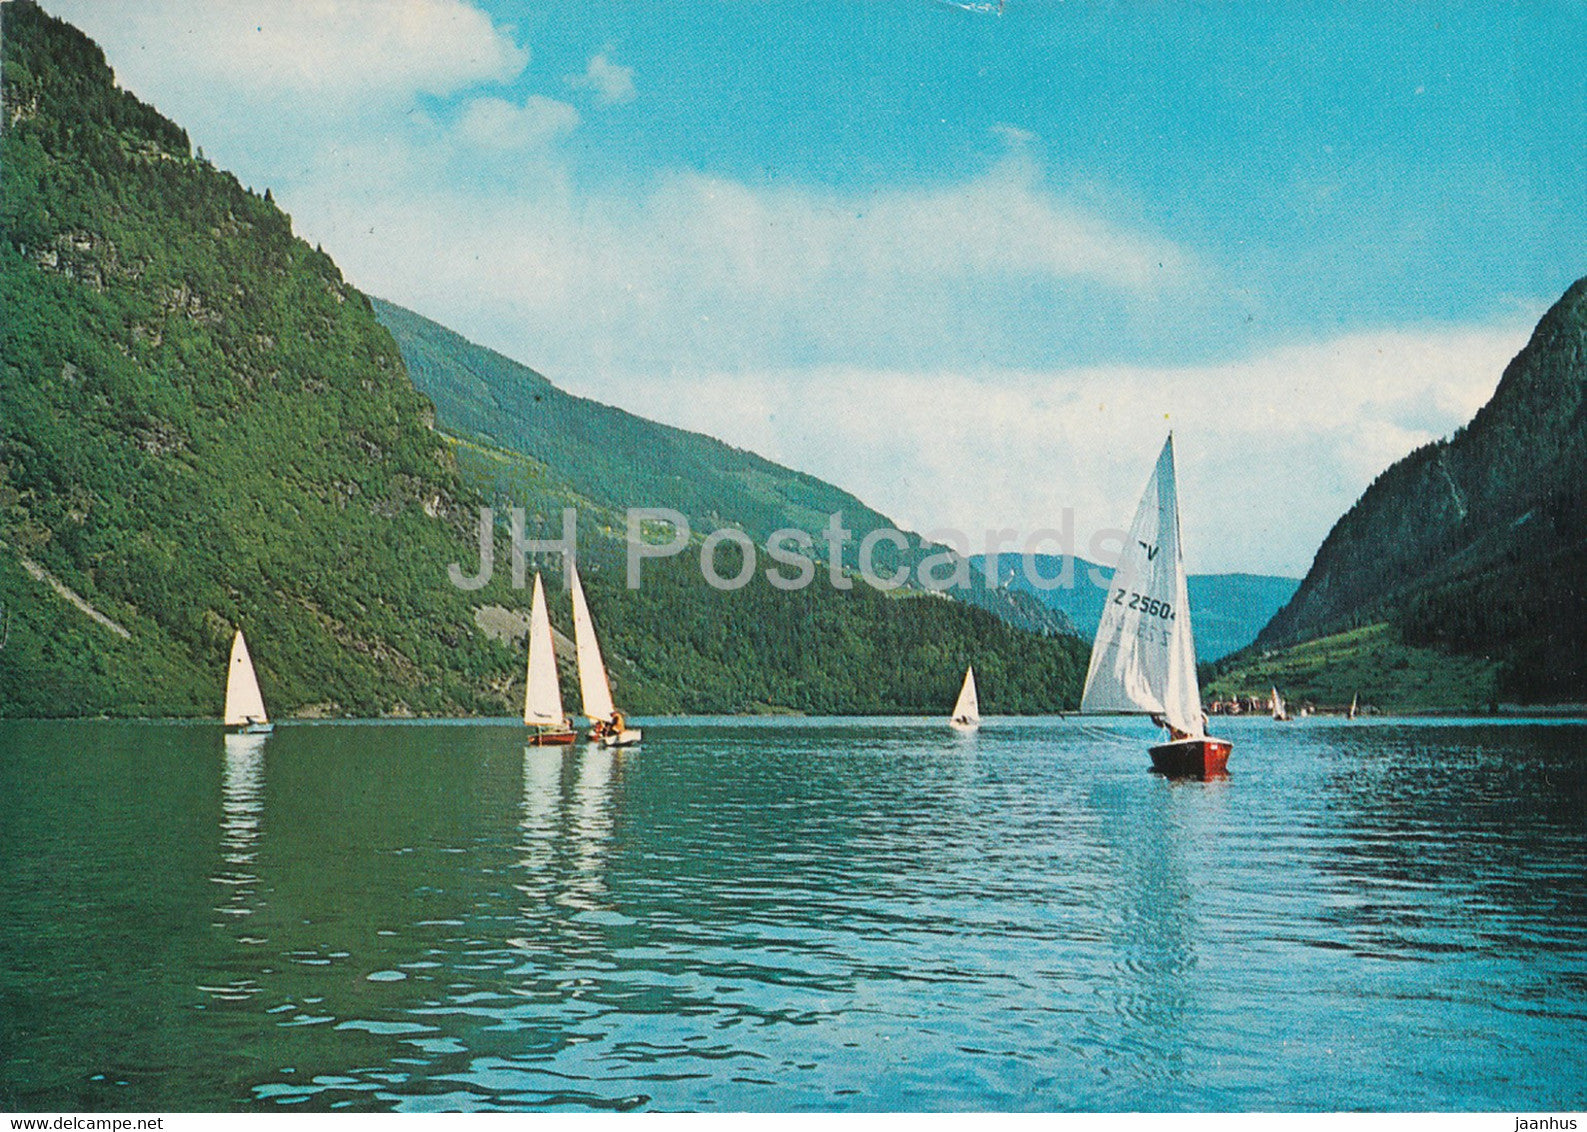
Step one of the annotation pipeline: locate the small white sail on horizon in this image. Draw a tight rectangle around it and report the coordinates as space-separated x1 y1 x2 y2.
1079 435 1204 738
950 665 980 727
524 573 569 730
1348 692 1358 720
223 630 271 731
1270 685 1290 721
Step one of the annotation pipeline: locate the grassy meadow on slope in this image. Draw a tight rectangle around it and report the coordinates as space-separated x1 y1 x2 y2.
1205 623 1502 714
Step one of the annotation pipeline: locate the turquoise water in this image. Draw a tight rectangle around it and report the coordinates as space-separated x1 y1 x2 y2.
1 716 1584 1112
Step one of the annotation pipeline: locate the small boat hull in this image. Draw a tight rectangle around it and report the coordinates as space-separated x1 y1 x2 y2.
527 727 577 746
949 717 979 731
228 721 274 735
600 728 642 748
1149 736 1232 779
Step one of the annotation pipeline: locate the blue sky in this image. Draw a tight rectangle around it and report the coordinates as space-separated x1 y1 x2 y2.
48 1 1587 574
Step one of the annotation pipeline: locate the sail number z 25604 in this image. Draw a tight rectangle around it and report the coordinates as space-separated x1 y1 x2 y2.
1113 589 1174 620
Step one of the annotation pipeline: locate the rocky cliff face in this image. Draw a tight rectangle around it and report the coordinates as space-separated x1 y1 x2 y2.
1258 276 1587 700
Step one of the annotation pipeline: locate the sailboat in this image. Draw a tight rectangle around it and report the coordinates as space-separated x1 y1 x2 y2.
570 566 641 748
223 629 273 734
524 573 576 745
949 665 980 729
1270 685 1293 722
1080 434 1231 778
1348 692 1358 720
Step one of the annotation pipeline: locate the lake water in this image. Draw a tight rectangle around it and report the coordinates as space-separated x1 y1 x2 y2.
1 716 1585 1112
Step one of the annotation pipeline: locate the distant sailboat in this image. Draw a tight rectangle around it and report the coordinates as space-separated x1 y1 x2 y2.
1080 434 1231 777
224 630 273 734
949 665 980 729
1348 692 1358 720
524 573 576 745
570 566 641 748
1270 685 1293 722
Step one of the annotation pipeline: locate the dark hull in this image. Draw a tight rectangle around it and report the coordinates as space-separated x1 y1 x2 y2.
1149 737 1232 779
527 728 577 746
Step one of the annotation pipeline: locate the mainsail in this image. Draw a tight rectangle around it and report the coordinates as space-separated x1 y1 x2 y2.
1080 435 1204 737
952 665 980 723
570 566 617 723
223 630 269 727
523 573 567 727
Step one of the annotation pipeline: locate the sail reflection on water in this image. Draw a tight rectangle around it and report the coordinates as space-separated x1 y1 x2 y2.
518 745 565 881
202 731 272 1006
215 732 268 923
564 744 615 913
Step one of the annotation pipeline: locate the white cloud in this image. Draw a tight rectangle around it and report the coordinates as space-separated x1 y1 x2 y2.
456 95 579 150
41 1 1536 579
990 123 1035 148
294 150 1196 385
575 323 1533 576
48 0 527 107
569 51 636 105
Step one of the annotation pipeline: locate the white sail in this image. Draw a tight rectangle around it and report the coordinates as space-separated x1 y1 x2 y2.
1348 693 1358 720
1270 686 1285 719
523 574 567 727
223 630 269 727
951 665 980 723
570 566 617 723
1080 435 1204 737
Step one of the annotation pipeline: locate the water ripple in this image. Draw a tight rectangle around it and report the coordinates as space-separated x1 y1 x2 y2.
2 717 1585 1110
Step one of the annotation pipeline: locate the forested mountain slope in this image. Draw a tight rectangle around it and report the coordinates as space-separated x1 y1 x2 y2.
373 297 1073 638
0 0 1085 717
1256 276 1587 702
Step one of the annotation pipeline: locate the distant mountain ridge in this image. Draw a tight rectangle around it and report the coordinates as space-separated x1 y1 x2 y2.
970 554 1298 661
1255 275 1587 701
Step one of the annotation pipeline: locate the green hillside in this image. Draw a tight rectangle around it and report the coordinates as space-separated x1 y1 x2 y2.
373 296 898 549
0 0 1086 718
1205 623 1501 714
374 297 1074 638
1256 276 1587 702
0 0 518 717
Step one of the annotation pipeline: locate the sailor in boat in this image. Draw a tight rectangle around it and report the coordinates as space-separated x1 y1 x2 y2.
1151 711 1209 742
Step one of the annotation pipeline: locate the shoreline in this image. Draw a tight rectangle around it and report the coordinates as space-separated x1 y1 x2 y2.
4 710 1586 725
